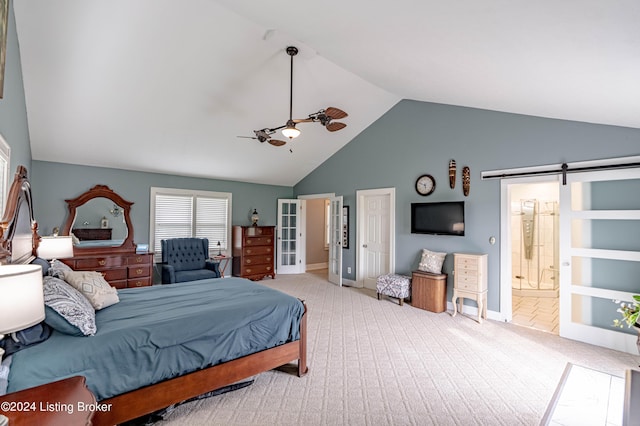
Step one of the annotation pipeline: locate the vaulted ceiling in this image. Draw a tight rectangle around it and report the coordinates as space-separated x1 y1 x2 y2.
14 1 640 186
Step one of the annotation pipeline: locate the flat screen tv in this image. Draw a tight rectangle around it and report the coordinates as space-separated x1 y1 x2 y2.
411 201 465 236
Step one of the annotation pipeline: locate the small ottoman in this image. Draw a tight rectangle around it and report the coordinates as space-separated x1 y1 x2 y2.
376 273 411 306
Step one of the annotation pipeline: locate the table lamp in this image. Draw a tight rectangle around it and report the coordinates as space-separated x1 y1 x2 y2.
37 236 74 265
0 264 45 358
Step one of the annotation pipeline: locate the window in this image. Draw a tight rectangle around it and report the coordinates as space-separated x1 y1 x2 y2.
0 134 10 216
150 187 232 260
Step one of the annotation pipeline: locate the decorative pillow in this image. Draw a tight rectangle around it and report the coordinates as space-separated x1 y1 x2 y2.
30 257 50 276
44 306 85 336
43 276 96 336
48 259 73 278
418 249 447 274
62 271 119 310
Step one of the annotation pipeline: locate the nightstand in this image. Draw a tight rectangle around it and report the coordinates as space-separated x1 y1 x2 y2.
211 255 231 277
451 253 488 323
0 376 96 425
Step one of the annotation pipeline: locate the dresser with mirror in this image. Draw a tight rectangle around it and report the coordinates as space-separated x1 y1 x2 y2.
59 185 153 289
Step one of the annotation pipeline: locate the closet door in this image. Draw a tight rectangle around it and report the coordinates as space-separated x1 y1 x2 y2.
559 168 640 353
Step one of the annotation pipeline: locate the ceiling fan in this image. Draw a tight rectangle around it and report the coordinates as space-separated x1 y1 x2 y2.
238 46 348 147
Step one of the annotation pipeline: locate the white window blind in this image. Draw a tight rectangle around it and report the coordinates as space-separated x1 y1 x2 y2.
150 188 232 260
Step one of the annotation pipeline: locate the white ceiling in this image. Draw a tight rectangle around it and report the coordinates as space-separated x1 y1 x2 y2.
14 0 640 186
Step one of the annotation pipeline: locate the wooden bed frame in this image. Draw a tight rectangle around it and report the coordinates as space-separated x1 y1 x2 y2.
0 166 308 425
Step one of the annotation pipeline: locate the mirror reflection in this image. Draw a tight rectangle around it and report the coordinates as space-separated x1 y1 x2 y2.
70 197 128 247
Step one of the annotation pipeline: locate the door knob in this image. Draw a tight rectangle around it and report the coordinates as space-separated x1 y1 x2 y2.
363 244 368 248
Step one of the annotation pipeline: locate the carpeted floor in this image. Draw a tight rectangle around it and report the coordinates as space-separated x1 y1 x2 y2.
159 272 637 425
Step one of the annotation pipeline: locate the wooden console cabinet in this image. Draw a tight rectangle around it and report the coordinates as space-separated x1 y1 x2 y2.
411 270 448 313
232 226 275 281
62 252 153 289
452 253 488 323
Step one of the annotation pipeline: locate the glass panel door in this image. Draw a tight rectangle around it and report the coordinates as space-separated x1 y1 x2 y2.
277 199 305 274
559 168 640 353
328 196 343 286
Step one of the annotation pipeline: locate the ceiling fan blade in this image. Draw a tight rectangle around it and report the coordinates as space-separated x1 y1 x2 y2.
268 139 287 147
325 107 348 120
326 122 347 132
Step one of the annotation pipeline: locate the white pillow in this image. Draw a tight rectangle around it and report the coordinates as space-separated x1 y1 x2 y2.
62 270 119 310
418 249 446 274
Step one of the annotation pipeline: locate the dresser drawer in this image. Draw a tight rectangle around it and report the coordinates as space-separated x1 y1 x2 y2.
110 280 128 290
75 256 124 269
244 227 274 237
243 236 273 246
242 254 273 266
241 263 274 276
128 264 151 278
243 246 273 256
455 259 478 271
127 277 152 288
126 254 152 265
102 268 128 281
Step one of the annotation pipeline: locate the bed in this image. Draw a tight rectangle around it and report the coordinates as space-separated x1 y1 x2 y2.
0 166 308 425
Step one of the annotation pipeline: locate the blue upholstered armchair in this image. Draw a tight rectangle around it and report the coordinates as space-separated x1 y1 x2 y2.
160 238 221 284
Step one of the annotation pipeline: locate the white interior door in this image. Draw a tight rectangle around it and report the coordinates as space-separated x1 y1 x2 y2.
559 168 640 353
277 199 306 274
328 196 343 286
357 188 395 290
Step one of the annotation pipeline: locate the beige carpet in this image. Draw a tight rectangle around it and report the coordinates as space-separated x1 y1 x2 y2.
160 272 637 425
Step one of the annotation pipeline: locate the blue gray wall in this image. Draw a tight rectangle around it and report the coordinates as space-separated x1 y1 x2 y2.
294 99 640 311
31 161 293 246
0 2 31 171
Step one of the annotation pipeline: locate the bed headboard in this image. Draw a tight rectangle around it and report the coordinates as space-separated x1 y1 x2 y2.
0 166 40 265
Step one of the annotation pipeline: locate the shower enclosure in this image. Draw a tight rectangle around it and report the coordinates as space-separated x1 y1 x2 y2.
512 199 559 297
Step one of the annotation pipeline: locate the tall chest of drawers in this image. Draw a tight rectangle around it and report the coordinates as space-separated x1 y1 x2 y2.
232 226 276 281
452 253 488 323
61 252 154 289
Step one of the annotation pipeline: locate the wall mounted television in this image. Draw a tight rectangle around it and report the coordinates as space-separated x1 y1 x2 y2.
411 201 465 236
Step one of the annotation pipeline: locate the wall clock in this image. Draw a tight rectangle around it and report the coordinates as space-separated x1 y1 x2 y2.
415 174 436 196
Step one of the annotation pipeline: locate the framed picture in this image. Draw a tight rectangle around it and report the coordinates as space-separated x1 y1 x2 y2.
342 206 349 249
0 0 8 99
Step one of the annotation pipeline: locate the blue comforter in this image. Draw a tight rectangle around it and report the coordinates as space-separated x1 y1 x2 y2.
7 277 304 400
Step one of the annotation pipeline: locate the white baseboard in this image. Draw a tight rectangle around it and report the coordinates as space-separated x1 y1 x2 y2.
446 301 500 322
306 262 328 271
342 278 358 287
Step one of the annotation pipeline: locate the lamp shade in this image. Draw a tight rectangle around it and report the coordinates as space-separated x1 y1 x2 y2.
37 236 74 260
0 264 45 334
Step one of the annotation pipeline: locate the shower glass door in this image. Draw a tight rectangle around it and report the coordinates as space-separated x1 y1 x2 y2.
559 168 640 353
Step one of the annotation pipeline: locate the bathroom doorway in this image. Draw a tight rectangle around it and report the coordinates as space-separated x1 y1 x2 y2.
509 181 560 334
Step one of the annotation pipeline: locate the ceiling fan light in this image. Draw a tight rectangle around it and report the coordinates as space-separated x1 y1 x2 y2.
282 125 301 139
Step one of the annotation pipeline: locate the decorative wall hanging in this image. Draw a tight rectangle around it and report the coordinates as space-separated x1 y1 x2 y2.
342 206 349 249
449 159 456 189
462 166 471 196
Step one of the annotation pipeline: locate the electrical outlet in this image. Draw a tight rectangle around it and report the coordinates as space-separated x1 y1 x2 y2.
347 267 352 274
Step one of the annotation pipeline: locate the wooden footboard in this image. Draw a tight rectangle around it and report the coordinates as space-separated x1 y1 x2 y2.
93 302 308 425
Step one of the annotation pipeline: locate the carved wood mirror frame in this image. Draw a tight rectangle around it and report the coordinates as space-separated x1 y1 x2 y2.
61 185 136 256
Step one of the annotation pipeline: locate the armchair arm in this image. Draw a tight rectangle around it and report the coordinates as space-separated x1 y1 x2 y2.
161 264 176 284
204 260 221 278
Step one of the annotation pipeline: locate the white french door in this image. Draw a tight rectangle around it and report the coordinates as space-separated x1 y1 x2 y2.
559 168 640 353
277 199 306 274
328 196 343 286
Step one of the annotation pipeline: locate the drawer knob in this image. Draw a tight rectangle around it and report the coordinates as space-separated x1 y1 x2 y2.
98 260 106 266
136 268 143 275
246 259 252 264
134 281 143 287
